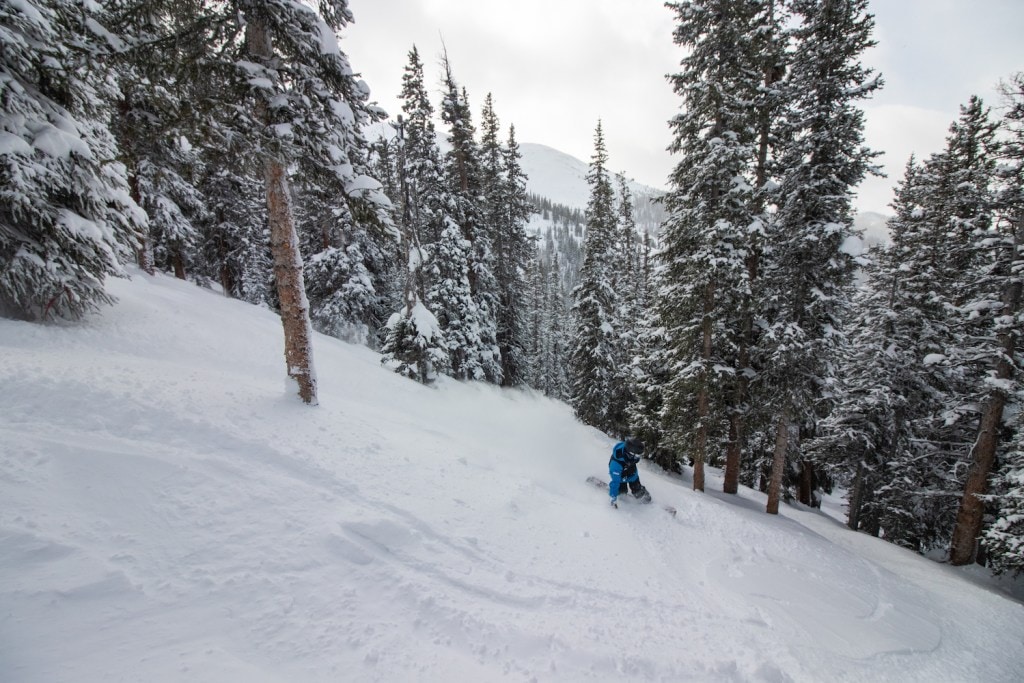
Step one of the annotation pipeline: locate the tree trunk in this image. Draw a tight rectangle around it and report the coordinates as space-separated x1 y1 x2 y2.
247 17 318 406
724 410 741 495
766 411 789 514
847 460 865 531
694 280 715 493
265 161 318 405
950 394 1005 564
128 172 155 275
171 250 186 280
949 219 1021 565
797 459 814 506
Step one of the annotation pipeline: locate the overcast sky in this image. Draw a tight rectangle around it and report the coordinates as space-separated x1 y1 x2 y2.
344 0 1024 216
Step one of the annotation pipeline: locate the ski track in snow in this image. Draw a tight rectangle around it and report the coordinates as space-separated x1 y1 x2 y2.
1 270 1023 682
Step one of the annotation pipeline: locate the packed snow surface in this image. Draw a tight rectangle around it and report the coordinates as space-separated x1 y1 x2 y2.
2 272 1022 682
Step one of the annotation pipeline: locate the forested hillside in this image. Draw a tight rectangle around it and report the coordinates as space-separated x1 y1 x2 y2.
1 0 1022 602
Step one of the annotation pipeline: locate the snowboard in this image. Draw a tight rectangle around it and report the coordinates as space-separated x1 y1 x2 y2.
586 476 676 516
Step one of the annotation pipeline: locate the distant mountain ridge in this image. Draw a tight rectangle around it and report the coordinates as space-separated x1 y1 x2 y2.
520 142 666 235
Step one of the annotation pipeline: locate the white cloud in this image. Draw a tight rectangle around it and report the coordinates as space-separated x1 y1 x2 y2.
346 0 1024 213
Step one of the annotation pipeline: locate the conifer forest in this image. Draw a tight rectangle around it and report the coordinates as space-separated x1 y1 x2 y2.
2 0 1022 578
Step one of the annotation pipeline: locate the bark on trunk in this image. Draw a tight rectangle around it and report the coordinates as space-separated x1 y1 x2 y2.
798 459 814 506
171 251 186 280
694 280 715 493
265 161 318 405
847 460 865 531
724 410 741 495
950 395 1005 564
128 172 155 275
949 219 1021 565
766 411 789 514
247 17 318 406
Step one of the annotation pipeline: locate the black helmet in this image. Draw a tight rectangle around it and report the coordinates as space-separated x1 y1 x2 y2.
624 437 645 456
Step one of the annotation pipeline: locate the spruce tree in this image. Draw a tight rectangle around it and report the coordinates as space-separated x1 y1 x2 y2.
239 0 394 402
0 0 144 320
569 121 620 431
952 89 1022 565
810 159 936 537
439 56 502 383
493 123 534 387
762 0 882 513
380 46 449 382
661 0 763 491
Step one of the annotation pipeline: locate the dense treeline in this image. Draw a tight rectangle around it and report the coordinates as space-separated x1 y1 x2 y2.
2 0 1020 573
571 0 1021 574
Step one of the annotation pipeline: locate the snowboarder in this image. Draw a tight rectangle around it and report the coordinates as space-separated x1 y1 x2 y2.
609 437 651 507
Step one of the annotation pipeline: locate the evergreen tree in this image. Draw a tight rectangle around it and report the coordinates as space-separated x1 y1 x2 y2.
952 88 1022 565
198 164 271 305
810 159 940 539
380 46 449 382
0 0 145 320
493 123 534 387
606 173 641 435
239 0 394 402
661 0 764 491
569 121 620 431
427 217 487 380
762 0 882 513
439 55 502 383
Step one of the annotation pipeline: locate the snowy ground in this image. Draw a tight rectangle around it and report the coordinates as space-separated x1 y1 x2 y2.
2 271 1022 683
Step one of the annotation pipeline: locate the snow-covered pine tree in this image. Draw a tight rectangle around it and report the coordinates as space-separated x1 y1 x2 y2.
951 88 1022 565
427 216 486 381
494 123 534 387
661 0 763 491
439 55 502 383
761 0 882 513
809 159 936 537
117 82 207 282
236 0 396 403
479 97 531 386
380 46 449 383
984 403 1024 574
981 74 1024 573
868 101 1000 553
0 0 145 320
198 164 271 305
569 121 621 432
108 3 211 281
626 230 674 471
606 173 641 436
724 0 788 496
529 247 570 399
544 252 570 400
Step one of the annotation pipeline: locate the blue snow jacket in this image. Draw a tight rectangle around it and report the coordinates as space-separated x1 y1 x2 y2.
609 441 640 499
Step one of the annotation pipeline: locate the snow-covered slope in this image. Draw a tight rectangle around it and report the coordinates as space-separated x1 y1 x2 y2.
2 272 1022 682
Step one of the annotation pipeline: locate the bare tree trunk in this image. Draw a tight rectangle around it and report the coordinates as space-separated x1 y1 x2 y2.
950 396 1005 564
694 280 715 493
847 460 865 531
171 250 186 280
128 172 155 275
724 409 741 494
247 18 318 406
950 220 1021 565
797 459 812 506
265 161 318 405
766 411 789 514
